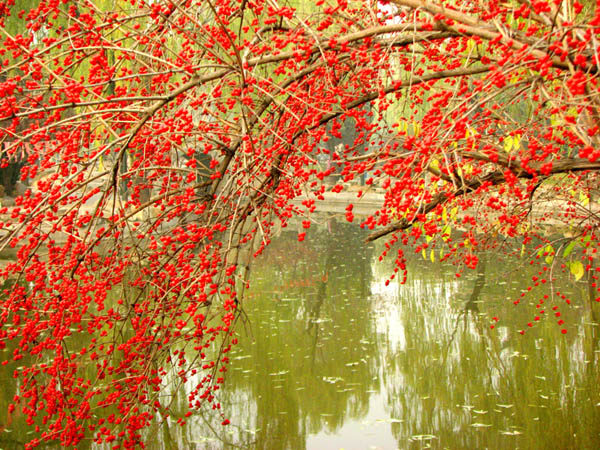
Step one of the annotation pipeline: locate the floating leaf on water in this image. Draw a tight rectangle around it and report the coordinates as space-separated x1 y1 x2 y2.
497 404 514 409
311 318 332 323
473 410 488 415
409 435 436 441
268 370 289 376
345 362 359 367
500 430 522 436
323 376 343 384
470 423 492 428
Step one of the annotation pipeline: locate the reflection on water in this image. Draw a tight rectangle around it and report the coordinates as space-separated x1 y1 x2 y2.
1 220 600 449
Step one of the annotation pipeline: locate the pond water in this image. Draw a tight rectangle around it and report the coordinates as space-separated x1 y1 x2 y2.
1 219 599 449
145 220 600 449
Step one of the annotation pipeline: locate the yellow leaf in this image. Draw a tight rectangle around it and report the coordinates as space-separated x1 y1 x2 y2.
413 121 420 136
569 261 584 281
504 136 513 153
466 38 476 53
543 244 554 264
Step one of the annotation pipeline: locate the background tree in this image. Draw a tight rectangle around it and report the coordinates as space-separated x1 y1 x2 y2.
0 0 599 446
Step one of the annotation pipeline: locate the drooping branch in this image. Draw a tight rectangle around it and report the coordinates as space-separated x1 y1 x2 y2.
366 157 600 242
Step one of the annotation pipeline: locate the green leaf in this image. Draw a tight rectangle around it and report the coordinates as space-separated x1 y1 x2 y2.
579 190 590 206
569 261 584 281
544 244 554 264
441 224 451 242
563 241 576 258
430 249 435 263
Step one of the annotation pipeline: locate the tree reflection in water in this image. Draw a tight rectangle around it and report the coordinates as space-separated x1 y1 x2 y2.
1 220 599 449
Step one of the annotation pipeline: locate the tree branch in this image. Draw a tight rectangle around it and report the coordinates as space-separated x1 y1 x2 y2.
366 157 600 242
